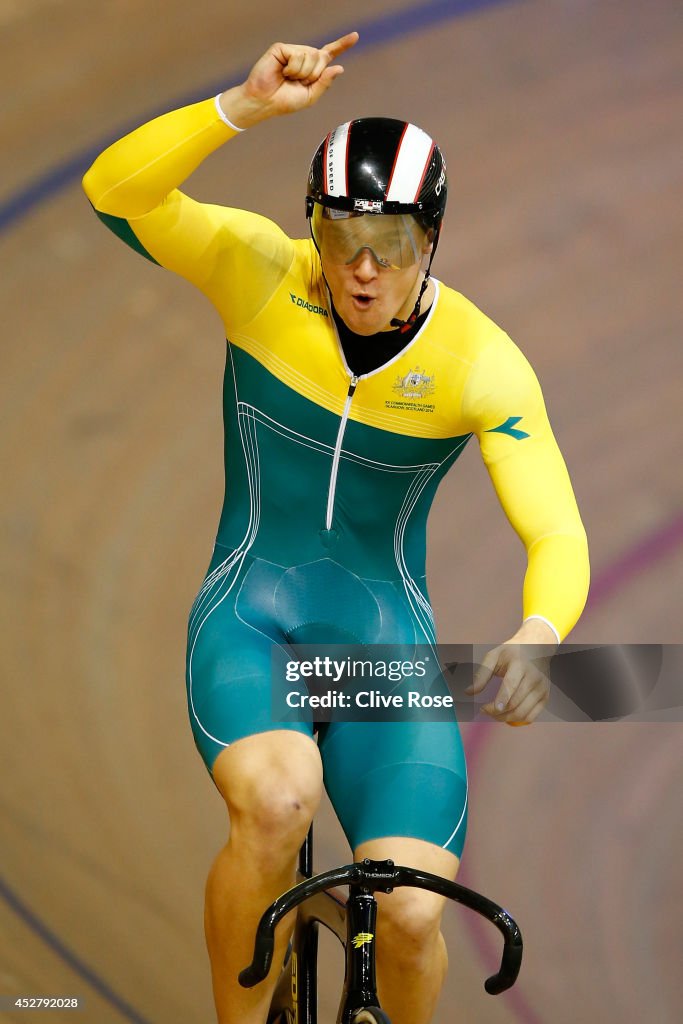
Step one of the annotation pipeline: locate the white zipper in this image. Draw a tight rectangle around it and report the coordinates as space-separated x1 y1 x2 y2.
325 375 359 530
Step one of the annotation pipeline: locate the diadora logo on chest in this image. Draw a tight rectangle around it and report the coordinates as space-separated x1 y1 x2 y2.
289 292 329 317
386 365 437 413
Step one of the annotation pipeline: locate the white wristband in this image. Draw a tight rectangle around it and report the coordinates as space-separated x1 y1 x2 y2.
214 94 246 132
523 615 561 645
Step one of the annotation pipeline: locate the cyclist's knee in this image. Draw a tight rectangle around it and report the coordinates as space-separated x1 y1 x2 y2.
212 731 323 850
375 889 445 958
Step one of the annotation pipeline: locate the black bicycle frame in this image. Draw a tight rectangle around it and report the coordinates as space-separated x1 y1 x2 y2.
239 827 523 1023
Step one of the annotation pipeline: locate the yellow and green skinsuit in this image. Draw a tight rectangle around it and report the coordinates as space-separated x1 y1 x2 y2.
83 98 589 856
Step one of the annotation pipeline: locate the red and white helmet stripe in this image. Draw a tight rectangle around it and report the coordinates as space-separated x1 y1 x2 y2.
385 123 435 204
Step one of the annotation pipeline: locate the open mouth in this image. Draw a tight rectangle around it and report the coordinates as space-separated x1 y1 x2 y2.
352 294 375 309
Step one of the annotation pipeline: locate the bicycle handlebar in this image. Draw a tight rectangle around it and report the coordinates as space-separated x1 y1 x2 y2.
238 860 523 995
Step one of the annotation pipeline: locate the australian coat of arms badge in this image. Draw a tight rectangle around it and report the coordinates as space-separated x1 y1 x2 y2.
392 366 436 400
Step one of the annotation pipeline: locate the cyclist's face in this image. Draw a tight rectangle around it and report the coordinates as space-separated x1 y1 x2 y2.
323 253 421 336
317 214 434 336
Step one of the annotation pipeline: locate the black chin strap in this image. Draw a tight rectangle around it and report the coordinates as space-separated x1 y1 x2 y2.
390 270 431 333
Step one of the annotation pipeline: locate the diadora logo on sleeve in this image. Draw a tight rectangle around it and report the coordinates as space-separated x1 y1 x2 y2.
486 416 530 440
289 292 329 317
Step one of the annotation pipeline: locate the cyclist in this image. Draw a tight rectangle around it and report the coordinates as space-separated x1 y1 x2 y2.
83 32 589 1024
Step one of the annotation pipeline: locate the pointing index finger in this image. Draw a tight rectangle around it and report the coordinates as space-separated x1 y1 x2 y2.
323 31 360 60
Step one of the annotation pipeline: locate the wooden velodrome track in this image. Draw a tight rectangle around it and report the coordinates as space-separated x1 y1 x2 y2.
1 1 682 1022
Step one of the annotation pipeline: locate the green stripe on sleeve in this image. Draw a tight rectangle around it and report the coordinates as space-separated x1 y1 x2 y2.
93 208 160 265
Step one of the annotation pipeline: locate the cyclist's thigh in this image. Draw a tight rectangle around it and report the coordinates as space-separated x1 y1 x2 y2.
319 717 468 859
186 545 313 774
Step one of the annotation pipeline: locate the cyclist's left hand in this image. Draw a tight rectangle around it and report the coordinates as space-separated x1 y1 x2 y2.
465 621 557 725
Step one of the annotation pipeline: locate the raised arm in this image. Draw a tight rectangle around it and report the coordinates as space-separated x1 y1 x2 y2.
82 34 358 326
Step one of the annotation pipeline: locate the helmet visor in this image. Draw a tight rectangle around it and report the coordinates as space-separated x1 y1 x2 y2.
310 205 427 271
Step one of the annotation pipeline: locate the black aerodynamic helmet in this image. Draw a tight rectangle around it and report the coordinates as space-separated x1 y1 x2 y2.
306 117 448 329
306 117 447 232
